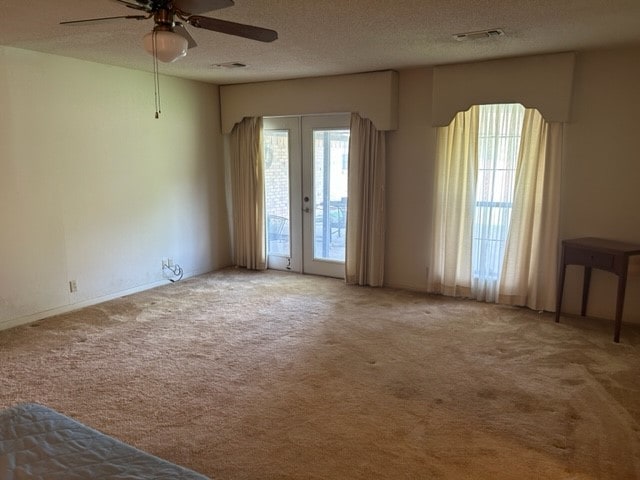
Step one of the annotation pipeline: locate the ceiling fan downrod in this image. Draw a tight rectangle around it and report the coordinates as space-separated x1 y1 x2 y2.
153 7 174 27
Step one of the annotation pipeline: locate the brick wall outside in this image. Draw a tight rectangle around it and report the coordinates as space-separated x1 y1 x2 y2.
264 131 290 220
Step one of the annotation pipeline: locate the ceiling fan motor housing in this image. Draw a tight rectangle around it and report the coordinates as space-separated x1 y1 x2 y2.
154 8 175 26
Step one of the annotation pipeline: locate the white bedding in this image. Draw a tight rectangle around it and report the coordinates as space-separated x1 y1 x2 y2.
0 403 210 480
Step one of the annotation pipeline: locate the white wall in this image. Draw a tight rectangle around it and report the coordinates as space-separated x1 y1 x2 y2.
560 46 640 323
386 45 640 325
0 47 231 330
385 68 435 291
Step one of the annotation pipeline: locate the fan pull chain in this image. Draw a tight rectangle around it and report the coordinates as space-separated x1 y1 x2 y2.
152 30 162 119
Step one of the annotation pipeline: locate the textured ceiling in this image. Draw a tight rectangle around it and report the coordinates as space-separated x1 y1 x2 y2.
1 0 640 85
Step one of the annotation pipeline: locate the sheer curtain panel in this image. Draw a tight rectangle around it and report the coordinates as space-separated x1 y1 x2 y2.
345 113 386 286
498 110 562 311
472 104 525 301
230 117 266 270
427 106 479 297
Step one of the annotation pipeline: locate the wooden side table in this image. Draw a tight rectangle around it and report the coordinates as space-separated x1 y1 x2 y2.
555 237 640 343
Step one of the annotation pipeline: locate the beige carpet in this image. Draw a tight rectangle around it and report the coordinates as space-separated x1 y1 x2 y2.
1 268 639 479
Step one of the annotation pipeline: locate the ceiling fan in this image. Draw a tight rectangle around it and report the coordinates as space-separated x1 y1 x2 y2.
61 0 278 63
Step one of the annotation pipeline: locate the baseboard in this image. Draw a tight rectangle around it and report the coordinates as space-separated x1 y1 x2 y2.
0 268 213 332
383 280 429 293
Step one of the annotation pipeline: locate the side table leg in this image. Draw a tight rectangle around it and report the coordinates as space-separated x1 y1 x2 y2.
614 265 628 343
581 266 592 317
555 251 566 323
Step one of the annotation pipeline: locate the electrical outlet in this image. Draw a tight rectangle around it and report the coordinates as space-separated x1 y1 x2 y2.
162 258 168 268
168 258 174 267
69 280 78 293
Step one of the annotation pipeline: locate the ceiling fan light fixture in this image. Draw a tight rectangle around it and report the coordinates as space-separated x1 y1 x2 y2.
143 29 188 63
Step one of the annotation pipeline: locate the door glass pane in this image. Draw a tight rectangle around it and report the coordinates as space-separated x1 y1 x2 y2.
264 130 290 257
312 129 350 261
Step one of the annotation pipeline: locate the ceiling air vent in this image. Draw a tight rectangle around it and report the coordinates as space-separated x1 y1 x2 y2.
453 28 505 42
211 62 248 69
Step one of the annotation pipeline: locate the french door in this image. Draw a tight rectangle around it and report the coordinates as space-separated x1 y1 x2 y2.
263 114 350 278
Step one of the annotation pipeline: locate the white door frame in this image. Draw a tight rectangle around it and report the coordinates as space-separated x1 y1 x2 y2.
301 114 350 278
263 116 302 272
263 114 350 278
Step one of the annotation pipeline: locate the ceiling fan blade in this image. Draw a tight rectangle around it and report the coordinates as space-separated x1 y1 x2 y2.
60 14 149 26
187 16 278 42
174 23 198 49
174 0 234 15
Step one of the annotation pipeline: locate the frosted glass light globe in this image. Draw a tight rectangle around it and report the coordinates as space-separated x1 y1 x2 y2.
143 30 188 63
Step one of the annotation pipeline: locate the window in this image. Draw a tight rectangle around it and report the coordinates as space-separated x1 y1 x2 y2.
473 104 525 281
428 102 561 310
